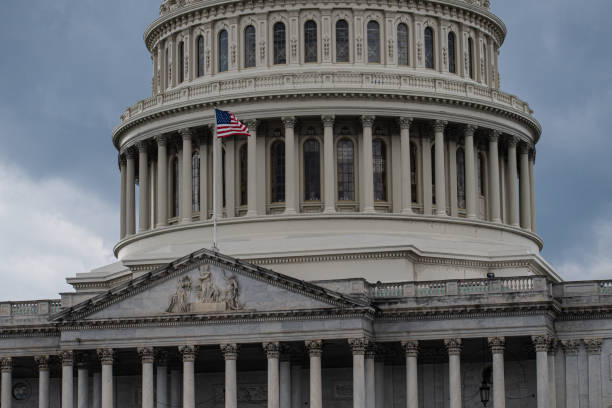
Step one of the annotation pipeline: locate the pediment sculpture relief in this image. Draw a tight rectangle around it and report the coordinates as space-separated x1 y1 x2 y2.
166 265 243 313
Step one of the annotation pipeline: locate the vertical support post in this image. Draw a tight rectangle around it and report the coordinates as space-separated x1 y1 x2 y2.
433 120 448 216
179 345 197 408
361 116 376 213
221 344 239 408
365 345 376 408
36 356 50 408
156 135 169 227
282 117 297 215
322 115 336 214
561 340 579 408
488 130 501 222
529 149 537 232
61 351 74 408
92 372 101 408
119 155 127 238
488 337 506 408
585 339 603 408
126 149 137 235
349 338 367 408
402 341 419 408
445 338 462 408
139 348 155 408
507 137 519 226
519 142 532 229
77 354 89 408
305 340 323 408
464 125 477 219
1 357 12 408
532 336 550 408
279 353 291 408
156 351 168 408
246 120 258 216
170 369 181 408
97 349 114 408
180 129 193 224
399 117 414 214
263 342 280 408
137 142 150 232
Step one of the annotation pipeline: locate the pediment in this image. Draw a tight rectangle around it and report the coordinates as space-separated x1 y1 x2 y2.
54 249 370 322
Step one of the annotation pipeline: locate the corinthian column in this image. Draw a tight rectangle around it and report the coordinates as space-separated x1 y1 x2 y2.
119 155 127 238
348 338 367 408
305 340 323 408
138 347 155 408
137 142 150 232
221 344 239 408
61 351 74 408
464 125 477 219
77 354 89 408
1 357 12 408
399 117 414 214
365 344 376 408
179 345 197 408
180 129 193 224
444 338 462 408
561 340 580 408
433 120 448 216
322 115 336 213
401 341 419 408
35 356 50 408
529 149 536 232
97 348 114 408
488 131 501 222
361 115 376 213
246 120 258 216
531 336 550 408
126 149 137 235
155 351 168 408
488 337 505 408
507 137 519 226
519 143 532 230
585 338 603 408
282 117 297 215
263 342 280 408
156 135 169 227
548 340 557 408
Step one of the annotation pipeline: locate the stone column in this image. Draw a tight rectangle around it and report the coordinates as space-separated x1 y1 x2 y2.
180 129 193 224
35 356 50 408
137 142 150 232
93 372 101 408
119 155 127 239
214 133 224 218
198 136 209 220
399 117 414 214
156 351 168 408
305 340 323 408
126 149 137 235
464 125 478 219
422 136 433 215
97 348 114 408
263 342 280 408
322 115 336 214
507 137 519 226
488 131 502 222
282 117 297 215
488 337 505 408
561 340 579 408
401 341 419 408
1 357 12 408
433 120 448 216
221 344 239 408
291 363 302 408
547 340 556 408
532 336 550 408
444 338 462 408
138 347 155 408
246 120 258 216
529 149 536 232
156 135 169 227
519 143 532 230
349 338 367 408
61 351 74 408
279 352 291 408
77 354 89 408
170 370 181 408
585 339 603 408
365 344 376 408
374 354 385 408
361 115 376 213
179 345 197 408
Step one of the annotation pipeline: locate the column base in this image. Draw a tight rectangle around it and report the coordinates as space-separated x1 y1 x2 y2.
180 217 192 224
467 214 477 220
401 208 414 215
155 222 168 229
245 210 258 217
362 207 376 214
323 206 336 214
491 217 502 223
284 208 298 216
436 210 448 217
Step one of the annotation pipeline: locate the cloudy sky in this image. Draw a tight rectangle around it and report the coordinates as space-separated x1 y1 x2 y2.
0 0 610 300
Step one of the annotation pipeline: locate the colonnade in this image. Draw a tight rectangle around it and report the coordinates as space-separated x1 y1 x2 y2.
1 335 597 408
118 116 537 240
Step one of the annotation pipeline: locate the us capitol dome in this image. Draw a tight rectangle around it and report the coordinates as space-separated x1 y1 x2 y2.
0 1 610 408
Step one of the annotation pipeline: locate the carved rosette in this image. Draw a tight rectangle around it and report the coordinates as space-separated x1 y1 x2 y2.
34 355 50 371
401 340 419 358
262 342 280 359
60 350 74 366
531 335 551 353
179 345 198 362
1 357 12 372
444 338 462 355
138 347 156 364
560 339 580 356
321 115 335 128
399 117 413 130
221 344 239 361
348 337 370 356
583 338 603 355
360 115 375 128
305 340 323 357
433 120 448 133
97 348 115 365
488 337 505 354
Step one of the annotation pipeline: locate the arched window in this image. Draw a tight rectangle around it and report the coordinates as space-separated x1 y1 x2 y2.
373 139 387 201
304 139 321 201
192 152 200 212
219 30 228 72
410 143 418 203
171 157 179 217
271 141 285 202
468 38 474 79
244 25 256 68
448 32 457 74
197 35 205 77
239 144 248 206
431 145 436 204
478 152 485 196
337 139 355 201
424 27 434 69
336 20 349 62
397 23 409 66
456 147 466 209
178 41 185 83
273 22 286 65
367 21 380 63
304 20 318 63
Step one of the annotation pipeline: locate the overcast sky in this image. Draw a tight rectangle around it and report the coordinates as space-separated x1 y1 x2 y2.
0 0 611 300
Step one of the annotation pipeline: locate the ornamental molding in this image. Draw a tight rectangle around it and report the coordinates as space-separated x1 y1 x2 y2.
60 350 74 366
305 339 323 356
1 357 12 372
401 340 419 357
178 345 199 361
444 338 462 355
378 302 558 321
348 337 370 355
487 336 505 354
138 346 156 363
34 355 50 370
560 339 580 355
220 343 239 360
262 341 280 359
583 338 603 354
97 348 115 365
531 335 552 352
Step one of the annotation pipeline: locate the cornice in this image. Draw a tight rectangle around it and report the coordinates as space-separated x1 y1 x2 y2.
0 325 59 339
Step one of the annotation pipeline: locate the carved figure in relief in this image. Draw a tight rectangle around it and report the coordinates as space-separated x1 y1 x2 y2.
166 276 192 313
196 265 221 302
224 275 242 310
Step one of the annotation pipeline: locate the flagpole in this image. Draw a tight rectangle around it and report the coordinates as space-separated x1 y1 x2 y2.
212 112 219 252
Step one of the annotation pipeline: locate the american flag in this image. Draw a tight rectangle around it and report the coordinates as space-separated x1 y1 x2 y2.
215 108 251 138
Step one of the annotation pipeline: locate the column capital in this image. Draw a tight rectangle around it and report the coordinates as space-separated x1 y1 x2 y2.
138 347 156 364
531 335 552 352
97 348 114 365
34 355 50 370
245 119 258 131
398 117 413 130
155 350 168 366
444 338 462 355
489 129 502 143
178 345 198 362
401 340 419 357
321 115 335 128
547 338 558 356
156 134 169 146
518 142 531 155
360 115 375 128
305 340 323 357
119 154 127 166
125 147 138 159
583 338 603 354
136 141 149 153
487 336 505 354
433 120 448 133
0 357 12 372
348 337 370 355
560 339 580 355
220 343 239 360
281 116 296 129
262 342 280 359
506 135 519 148
365 342 377 359
179 128 193 142
60 350 74 366
76 352 90 368
464 124 478 137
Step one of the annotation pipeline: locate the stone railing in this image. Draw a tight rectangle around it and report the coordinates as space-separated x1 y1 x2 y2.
115 71 534 135
0 300 62 317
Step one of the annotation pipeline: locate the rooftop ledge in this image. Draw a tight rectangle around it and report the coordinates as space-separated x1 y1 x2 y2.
113 69 539 147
